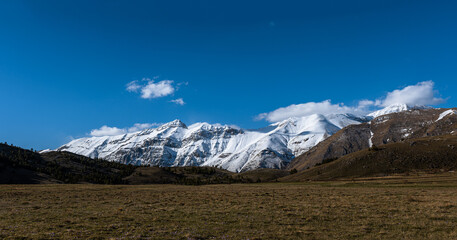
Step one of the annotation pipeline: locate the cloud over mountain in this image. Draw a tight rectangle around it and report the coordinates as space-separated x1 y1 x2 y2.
378 81 444 107
90 123 161 137
257 81 445 122
256 100 364 122
90 126 126 137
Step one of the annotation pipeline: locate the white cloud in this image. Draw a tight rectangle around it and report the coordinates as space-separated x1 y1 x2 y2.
90 126 126 137
126 78 176 99
256 81 446 123
170 98 185 105
378 81 444 107
256 100 367 122
357 100 375 109
141 80 175 99
90 123 161 137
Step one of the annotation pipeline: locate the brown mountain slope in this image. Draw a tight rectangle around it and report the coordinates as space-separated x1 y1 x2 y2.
0 143 136 184
288 108 457 171
281 135 457 181
0 144 59 183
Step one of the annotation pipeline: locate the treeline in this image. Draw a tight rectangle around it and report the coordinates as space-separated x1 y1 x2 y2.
161 166 266 185
314 157 339 167
159 166 238 185
163 166 218 175
0 144 136 184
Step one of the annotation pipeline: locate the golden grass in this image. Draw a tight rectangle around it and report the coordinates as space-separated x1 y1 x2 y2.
1 177 457 239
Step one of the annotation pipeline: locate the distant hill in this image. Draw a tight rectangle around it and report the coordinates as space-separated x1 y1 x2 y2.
281 135 457 181
0 143 136 184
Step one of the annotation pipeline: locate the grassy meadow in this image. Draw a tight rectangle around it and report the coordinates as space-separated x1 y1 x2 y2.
1 174 457 239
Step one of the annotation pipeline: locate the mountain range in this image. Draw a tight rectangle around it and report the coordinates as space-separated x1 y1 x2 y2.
55 103 456 172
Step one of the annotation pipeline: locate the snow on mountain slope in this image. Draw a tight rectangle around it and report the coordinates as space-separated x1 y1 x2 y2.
57 114 368 172
436 109 457 122
56 103 430 172
367 103 410 118
367 103 430 118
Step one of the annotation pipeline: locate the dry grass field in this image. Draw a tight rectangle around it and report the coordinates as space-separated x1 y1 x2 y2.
1 174 457 239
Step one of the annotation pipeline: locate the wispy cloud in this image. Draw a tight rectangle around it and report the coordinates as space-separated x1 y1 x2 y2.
126 81 141 92
170 98 185 105
256 81 445 122
90 123 161 137
177 81 189 87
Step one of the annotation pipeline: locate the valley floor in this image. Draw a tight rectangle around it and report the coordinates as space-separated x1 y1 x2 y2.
1 175 457 239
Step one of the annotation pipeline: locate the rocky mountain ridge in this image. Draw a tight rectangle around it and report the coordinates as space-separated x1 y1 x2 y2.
57 114 368 172
288 107 457 171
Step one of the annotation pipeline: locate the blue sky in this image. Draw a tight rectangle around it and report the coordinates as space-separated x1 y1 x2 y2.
1 0 457 150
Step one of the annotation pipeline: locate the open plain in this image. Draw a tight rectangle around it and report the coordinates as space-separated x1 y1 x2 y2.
1 173 457 239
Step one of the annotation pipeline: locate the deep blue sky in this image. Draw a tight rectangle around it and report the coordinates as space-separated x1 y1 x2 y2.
1 0 457 150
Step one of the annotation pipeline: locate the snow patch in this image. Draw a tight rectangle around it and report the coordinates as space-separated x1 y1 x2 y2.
39 149 53 154
436 109 457 122
368 131 374 147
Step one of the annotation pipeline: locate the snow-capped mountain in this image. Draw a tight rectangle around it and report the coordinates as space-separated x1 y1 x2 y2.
56 103 428 172
367 103 430 118
57 114 369 172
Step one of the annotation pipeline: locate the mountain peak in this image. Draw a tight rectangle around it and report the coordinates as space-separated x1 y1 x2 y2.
367 103 431 118
157 119 187 130
367 103 409 118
